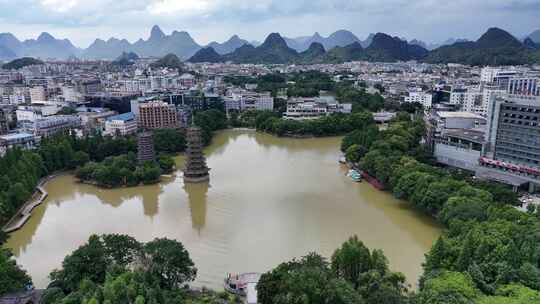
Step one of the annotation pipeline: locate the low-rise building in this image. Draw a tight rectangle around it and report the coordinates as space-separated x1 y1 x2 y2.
283 96 352 120
0 132 36 156
33 115 81 137
403 88 433 110
225 91 274 112
104 112 138 137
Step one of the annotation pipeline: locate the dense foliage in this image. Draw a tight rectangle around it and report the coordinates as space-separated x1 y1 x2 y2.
45 234 205 303
0 248 31 295
257 235 407 304
76 153 168 188
194 109 228 145
344 113 540 303
254 111 375 137
2 57 44 70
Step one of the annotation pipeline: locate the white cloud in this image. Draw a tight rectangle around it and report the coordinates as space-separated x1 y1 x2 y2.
40 0 79 12
147 0 210 16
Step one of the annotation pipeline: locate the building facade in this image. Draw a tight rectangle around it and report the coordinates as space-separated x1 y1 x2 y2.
138 101 179 130
104 112 138 137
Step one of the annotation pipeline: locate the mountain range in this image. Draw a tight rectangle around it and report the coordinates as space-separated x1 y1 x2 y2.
425 28 540 65
1 25 539 66
189 32 429 64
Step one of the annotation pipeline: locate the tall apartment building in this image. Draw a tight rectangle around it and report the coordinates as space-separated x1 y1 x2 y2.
450 84 506 116
403 88 433 110
29 86 47 102
138 101 179 130
482 78 540 191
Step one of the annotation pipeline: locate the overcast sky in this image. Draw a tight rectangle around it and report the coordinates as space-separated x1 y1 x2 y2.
0 0 539 47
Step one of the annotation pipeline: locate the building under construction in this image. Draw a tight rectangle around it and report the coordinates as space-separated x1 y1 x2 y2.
183 126 210 183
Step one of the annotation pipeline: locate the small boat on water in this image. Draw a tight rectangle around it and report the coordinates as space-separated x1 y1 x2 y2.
347 169 363 182
224 273 261 304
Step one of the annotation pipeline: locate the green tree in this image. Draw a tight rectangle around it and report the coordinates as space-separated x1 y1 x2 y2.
0 249 32 295
143 238 197 289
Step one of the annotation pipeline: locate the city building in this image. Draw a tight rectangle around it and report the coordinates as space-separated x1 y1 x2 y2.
29 86 47 102
225 91 274 112
403 88 433 110
32 115 81 138
284 96 352 120
16 105 61 123
0 133 35 156
104 112 138 137
138 101 179 129
434 129 485 171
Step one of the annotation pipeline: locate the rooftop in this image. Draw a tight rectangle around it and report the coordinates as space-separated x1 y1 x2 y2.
107 112 135 122
0 132 34 140
444 129 485 143
437 111 485 119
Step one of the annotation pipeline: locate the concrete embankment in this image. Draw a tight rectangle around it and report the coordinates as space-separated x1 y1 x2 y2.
2 175 56 233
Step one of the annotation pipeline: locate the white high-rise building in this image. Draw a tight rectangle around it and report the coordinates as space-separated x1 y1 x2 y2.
403 88 433 110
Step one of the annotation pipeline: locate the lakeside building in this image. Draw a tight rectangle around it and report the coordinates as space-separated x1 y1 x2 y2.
283 96 352 120
434 77 540 192
138 100 179 130
478 78 540 191
0 133 35 156
104 112 138 137
78 109 118 133
225 90 274 113
33 115 81 138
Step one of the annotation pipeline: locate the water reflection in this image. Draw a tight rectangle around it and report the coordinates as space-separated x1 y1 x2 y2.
4 130 441 290
184 182 210 231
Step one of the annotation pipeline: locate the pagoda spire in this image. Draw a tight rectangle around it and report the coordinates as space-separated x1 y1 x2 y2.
183 125 210 183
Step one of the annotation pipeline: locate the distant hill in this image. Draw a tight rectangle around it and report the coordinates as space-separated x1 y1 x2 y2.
151 53 184 69
82 25 202 60
284 30 361 52
299 43 326 63
365 33 428 61
112 52 139 66
190 32 429 64
0 32 80 59
2 57 44 70
84 38 132 59
524 38 540 50
223 33 300 64
0 45 16 60
206 35 250 55
425 27 540 66
528 29 540 43
188 47 223 63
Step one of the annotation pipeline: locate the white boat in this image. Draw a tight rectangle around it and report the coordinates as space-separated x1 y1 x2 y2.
224 273 261 304
339 156 347 164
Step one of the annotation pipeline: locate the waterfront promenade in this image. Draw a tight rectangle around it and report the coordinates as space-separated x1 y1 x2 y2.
2 175 55 233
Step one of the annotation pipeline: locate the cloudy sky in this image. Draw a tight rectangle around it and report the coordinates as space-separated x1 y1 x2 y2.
0 0 539 47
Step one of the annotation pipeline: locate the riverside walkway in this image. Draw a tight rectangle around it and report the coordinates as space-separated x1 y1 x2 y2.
2 176 54 233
